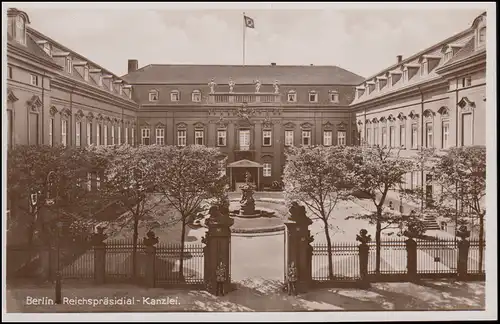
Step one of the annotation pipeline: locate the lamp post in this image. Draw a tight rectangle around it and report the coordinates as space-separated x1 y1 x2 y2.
55 220 63 304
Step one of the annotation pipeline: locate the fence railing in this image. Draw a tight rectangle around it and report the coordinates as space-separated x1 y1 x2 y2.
312 238 485 282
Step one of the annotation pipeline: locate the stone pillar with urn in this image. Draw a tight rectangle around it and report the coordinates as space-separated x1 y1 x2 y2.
284 202 313 293
203 206 234 295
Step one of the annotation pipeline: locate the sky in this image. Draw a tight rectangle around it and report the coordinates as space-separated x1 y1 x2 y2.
15 3 486 78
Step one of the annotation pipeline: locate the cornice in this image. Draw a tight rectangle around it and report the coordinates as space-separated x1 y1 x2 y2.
7 43 62 72
435 50 486 76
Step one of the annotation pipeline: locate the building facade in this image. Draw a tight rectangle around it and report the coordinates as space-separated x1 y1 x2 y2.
351 12 487 199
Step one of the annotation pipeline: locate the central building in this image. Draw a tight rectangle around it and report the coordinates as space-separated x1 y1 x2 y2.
122 62 364 190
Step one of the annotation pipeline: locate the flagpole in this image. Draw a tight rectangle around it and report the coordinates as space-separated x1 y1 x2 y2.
243 12 246 66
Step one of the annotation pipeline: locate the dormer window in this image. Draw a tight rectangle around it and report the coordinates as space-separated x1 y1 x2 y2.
170 90 180 102
308 91 318 103
15 16 26 45
387 75 392 88
119 85 123 95
98 75 103 87
366 82 375 94
66 57 73 74
287 90 297 102
329 90 339 103
149 90 159 102
84 66 89 81
444 49 453 62
192 90 201 102
43 42 52 56
402 69 408 82
479 27 486 43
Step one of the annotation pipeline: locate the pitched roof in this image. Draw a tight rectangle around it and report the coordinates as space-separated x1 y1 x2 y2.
440 36 476 67
7 33 57 66
121 64 365 85
227 159 263 168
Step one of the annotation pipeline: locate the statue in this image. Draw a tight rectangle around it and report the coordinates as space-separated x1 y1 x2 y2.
143 230 159 247
228 78 235 93
208 78 217 94
356 229 372 244
273 80 279 94
254 79 262 93
287 201 309 223
239 171 256 216
245 170 252 184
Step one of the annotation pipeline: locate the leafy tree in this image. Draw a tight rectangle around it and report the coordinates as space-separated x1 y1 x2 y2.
348 146 415 274
283 145 354 280
90 144 166 278
7 145 100 246
154 145 228 281
427 146 486 271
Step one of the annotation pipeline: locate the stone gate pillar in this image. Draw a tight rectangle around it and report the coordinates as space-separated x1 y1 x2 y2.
203 206 234 295
284 202 313 293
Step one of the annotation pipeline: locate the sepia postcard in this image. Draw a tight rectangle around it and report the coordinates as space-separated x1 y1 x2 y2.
2 2 497 322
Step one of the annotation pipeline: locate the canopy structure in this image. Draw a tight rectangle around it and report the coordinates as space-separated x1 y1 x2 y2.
227 159 263 191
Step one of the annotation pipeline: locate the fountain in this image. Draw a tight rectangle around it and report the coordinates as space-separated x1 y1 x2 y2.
230 171 275 219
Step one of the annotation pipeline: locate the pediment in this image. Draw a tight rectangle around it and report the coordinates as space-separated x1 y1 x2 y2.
357 120 363 125
437 106 449 117
8 90 19 102
155 122 165 128
96 113 104 121
87 111 94 120
27 95 42 112
300 122 313 129
193 122 205 128
337 121 347 129
60 108 71 118
371 117 379 123
397 112 406 120
458 97 475 111
49 106 59 116
75 109 85 120
322 121 334 130
176 122 187 129
423 109 436 119
283 122 296 129
408 110 419 120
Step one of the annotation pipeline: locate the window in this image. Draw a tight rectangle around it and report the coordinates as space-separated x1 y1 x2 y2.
30 74 39 86
192 90 201 102
389 126 395 147
149 90 159 102
49 118 54 146
98 76 103 87
402 69 408 82
96 174 101 190
479 27 486 43
329 91 339 103
124 127 128 144
411 124 418 149
239 129 250 150
43 42 52 57
119 85 123 95
309 91 318 103
366 128 372 146
8 66 13 79
83 66 89 81
87 122 92 145
460 76 472 88
381 127 387 147
425 123 433 148
218 160 226 177
302 131 311 146
337 131 346 146
461 113 473 146
111 125 115 145
263 163 272 177
117 126 121 145
97 124 101 146
103 125 108 146
177 129 187 146
411 171 419 189
195 130 204 145
444 50 453 62
285 130 294 147
76 121 82 147
323 130 332 146
287 91 297 102
132 128 135 146
440 121 449 149
156 128 165 145
387 75 392 88
171 91 180 102
66 57 73 74
141 128 150 145
61 120 68 147
420 61 428 76
374 125 379 146
15 16 26 45
263 130 272 146
217 130 227 146
399 125 406 148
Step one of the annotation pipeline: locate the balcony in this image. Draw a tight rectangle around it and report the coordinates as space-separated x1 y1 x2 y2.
208 92 281 105
234 145 256 161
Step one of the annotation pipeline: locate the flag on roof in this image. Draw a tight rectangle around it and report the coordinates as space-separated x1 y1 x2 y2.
244 15 255 29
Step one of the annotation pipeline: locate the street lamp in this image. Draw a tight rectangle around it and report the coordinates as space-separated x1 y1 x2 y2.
55 220 63 304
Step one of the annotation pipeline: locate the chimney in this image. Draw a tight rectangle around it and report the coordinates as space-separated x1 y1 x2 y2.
270 62 276 66
310 64 314 66
128 59 138 73
397 55 403 63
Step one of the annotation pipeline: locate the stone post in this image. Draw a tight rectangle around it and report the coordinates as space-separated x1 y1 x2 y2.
456 225 471 280
143 230 159 288
284 202 313 293
92 228 107 285
405 237 418 281
203 206 234 295
356 229 371 287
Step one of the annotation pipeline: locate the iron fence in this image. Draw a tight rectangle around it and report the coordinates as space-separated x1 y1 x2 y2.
155 243 204 285
468 240 486 274
368 239 407 275
312 242 360 281
415 238 457 274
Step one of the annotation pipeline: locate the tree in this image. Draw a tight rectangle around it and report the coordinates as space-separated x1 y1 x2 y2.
427 146 486 271
7 145 100 246
91 144 165 278
283 146 354 280
154 145 228 281
348 146 415 274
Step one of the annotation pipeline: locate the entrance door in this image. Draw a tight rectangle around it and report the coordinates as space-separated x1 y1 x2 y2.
239 129 250 151
425 174 433 207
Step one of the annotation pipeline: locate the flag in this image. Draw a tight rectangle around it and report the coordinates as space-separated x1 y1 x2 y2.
244 15 255 29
